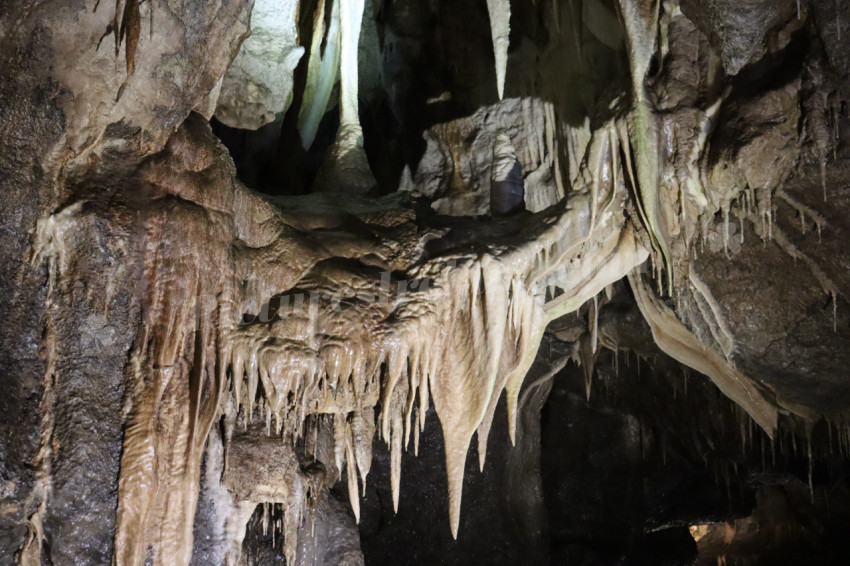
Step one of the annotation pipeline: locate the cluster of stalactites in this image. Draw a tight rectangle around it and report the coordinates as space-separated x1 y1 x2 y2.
222 113 668 547
216 81 687 548
29 77 788 561
225 251 544 540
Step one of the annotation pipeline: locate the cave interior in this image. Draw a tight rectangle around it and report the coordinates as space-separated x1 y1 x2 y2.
2 0 850 565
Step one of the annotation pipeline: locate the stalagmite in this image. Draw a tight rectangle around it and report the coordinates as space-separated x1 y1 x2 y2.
486 0 511 100
314 0 377 193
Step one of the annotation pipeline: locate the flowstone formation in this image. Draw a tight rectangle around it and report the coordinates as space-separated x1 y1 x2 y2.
29 110 648 564
2 1 850 565
310 0 377 193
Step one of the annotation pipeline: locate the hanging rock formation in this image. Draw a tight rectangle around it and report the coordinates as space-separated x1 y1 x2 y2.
486 0 511 100
2 0 850 565
215 0 305 129
298 0 343 149
314 0 378 194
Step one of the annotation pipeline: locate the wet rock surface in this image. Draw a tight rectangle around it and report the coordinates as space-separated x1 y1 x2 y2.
680 0 798 75
693 159 850 415
2 1 850 565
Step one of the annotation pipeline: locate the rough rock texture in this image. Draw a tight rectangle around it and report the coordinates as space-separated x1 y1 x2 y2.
294 493 365 566
810 0 850 81
680 0 798 75
0 1 251 562
2 0 850 565
692 159 850 415
543 291 850 566
215 0 304 130
540 348 850 566
405 97 565 216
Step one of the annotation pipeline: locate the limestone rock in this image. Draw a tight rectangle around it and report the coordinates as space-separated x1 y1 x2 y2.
215 0 304 130
405 98 564 216
680 0 798 75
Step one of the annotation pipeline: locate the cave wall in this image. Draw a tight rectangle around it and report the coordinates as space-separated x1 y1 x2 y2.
1 1 850 565
0 1 251 561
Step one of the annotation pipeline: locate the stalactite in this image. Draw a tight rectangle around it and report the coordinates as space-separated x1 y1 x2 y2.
618 0 674 292
579 332 595 402
344 419 360 522
485 0 511 100
776 188 828 237
352 409 375 497
314 0 376 193
298 0 341 149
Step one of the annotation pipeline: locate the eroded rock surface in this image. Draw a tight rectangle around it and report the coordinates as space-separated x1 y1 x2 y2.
215 0 304 130
2 1 850 565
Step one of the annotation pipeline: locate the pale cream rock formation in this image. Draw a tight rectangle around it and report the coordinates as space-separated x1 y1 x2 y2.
215 0 304 130
299 0 343 149
486 0 511 100
314 0 378 193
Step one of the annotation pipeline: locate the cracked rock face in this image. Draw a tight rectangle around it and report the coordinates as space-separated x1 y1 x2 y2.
2 0 850 565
